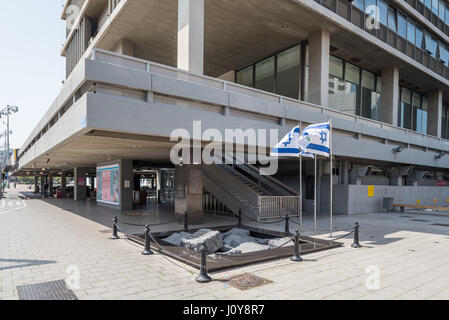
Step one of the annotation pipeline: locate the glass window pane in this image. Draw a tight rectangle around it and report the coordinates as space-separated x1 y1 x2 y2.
425 0 432 9
446 7 449 25
378 0 388 25
401 87 412 104
398 13 407 38
353 0 365 11
412 92 421 109
376 76 382 93
432 0 439 14
422 96 428 111
440 45 449 64
236 66 253 87
439 1 445 20
345 63 360 84
255 56 275 93
388 7 397 32
365 0 376 13
328 76 359 115
407 20 415 43
329 55 344 78
276 46 300 99
362 70 375 90
415 27 424 49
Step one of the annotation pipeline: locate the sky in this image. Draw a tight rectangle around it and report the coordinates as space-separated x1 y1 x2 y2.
0 1 66 150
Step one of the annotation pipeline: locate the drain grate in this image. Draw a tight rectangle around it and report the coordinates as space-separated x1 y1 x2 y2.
432 223 449 227
227 273 273 291
17 280 78 300
409 219 429 222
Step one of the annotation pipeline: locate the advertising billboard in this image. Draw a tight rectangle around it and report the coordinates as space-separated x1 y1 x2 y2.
97 164 120 205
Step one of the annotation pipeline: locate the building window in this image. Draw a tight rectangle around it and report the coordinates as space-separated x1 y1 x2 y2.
276 45 301 99
328 58 360 116
442 106 449 139
398 13 407 38
387 7 397 32
236 44 302 100
416 27 424 49
361 70 382 121
407 19 415 44
255 57 275 93
432 0 439 15
329 55 344 78
412 92 428 134
399 87 412 130
378 0 388 25
439 0 445 20
236 65 253 87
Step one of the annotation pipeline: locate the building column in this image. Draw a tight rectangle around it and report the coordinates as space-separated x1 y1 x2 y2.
339 160 349 185
175 164 203 225
177 0 204 74
34 176 39 194
40 175 45 198
74 167 87 201
381 66 399 125
49 176 54 198
113 38 135 56
307 29 330 107
427 89 443 137
61 172 67 198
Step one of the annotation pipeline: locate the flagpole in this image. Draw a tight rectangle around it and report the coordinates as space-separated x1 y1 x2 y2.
314 154 317 235
329 119 334 237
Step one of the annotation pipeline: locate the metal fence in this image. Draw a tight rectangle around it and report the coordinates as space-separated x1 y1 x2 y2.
258 196 300 220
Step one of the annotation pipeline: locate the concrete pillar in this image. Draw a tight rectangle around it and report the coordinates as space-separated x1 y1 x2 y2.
339 160 349 185
49 176 54 198
34 176 39 194
307 29 330 107
61 172 67 198
381 66 399 125
175 164 203 224
114 38 135 56
40 175 45 198
177 0 204 74
427 89 443 137
74 167 87 201
120 159 134 210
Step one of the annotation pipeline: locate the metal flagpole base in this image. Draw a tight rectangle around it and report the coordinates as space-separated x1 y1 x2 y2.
196 274 212 283
290 255 303 262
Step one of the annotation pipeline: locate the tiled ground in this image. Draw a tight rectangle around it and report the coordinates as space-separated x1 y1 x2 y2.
1 185 449 300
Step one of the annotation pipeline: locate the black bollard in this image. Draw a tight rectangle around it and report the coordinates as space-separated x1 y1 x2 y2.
196 246 212 283
238 209 242 226
284 214 290 236
184 212 188 231
141 225 154 255
351 222 362 248
291 229 303 262
111 216 120 240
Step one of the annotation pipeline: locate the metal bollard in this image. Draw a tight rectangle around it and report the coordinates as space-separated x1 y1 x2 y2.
284 214 290 236
141 225 154 255
184 212 188 231
351 222 361 248
238 209 242 226
111 216 120 240
196 246 212 283
290 229 303 262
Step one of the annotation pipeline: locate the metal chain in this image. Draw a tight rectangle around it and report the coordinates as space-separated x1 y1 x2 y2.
240 211 286 225
213 237 294 258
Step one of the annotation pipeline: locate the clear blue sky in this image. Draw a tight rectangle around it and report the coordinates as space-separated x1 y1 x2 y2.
0 1 66 150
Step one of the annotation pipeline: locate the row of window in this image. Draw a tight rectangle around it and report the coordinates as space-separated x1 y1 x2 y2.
399 87 428 133
352 0 449 64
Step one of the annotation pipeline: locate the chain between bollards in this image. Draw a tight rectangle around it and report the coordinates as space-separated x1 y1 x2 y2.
351 222 361 248
184 211 188 231
284 214 290 236
291 229 303 262
111 216 120 240
142 225 154 255
196 245 212 283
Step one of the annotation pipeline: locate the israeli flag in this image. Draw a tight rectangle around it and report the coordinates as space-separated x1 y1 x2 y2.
270 126 301 157
299 122 331 157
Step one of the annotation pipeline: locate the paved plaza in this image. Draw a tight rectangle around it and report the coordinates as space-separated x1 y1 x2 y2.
1 185 449 300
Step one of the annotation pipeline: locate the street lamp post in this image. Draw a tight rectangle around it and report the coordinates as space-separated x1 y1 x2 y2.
0 105 19 191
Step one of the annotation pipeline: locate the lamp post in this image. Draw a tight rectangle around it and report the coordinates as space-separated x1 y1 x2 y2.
0 105 19 190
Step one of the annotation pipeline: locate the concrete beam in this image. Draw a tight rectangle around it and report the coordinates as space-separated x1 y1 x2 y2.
381 66 400 126
427 89 443 138
177 0 204 74
307 29 330 107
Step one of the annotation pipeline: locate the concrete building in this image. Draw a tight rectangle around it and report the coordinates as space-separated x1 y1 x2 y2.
13 0 449 222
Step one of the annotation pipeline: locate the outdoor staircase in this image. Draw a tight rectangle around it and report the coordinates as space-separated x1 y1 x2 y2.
202 155 300 221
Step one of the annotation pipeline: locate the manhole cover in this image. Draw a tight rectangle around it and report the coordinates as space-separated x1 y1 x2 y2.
409 219 429 222
17 280 78 300
432 223 449 227
227 273 273 291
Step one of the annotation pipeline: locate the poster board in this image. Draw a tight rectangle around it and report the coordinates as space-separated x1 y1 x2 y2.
97 164 120 205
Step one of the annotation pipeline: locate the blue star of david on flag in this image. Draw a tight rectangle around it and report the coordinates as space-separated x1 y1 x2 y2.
298 122 331 158
271 126 314 158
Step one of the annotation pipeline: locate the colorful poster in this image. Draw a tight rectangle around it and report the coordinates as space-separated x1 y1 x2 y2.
96 164 120 205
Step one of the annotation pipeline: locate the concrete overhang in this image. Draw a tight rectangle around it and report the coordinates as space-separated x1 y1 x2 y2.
88 0 449 93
